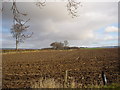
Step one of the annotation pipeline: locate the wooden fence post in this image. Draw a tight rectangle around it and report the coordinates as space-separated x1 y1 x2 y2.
101 71 107 85
64 70 68 88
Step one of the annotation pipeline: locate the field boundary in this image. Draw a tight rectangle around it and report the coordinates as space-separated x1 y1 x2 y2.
1 49 79 54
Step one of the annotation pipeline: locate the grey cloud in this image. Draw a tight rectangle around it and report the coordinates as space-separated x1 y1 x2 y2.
2 2 118 48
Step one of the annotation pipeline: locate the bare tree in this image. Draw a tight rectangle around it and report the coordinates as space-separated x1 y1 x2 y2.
64 40 69 47
11 1 33 50
67 0 81 18
35 0 81 18
35 0 46 8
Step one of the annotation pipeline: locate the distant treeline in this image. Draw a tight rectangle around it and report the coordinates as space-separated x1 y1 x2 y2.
2 47 86 53
49 41 87 50
41 47 86 50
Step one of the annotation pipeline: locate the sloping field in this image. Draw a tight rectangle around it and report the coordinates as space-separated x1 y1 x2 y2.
2 48 120 88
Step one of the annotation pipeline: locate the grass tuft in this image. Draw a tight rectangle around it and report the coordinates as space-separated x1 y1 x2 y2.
31 78 62 88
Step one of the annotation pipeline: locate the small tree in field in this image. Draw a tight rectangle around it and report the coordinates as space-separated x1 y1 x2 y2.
11 1 33 50
50 41 70 50
64 40 69 49
11 23 33 50
50 42 64 50
64 40 69 47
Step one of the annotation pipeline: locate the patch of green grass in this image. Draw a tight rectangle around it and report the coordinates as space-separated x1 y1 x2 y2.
88 83 120 88
103 83 120 88
80 48 105 50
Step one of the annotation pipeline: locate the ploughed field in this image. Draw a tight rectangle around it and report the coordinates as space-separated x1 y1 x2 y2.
2 48 120 88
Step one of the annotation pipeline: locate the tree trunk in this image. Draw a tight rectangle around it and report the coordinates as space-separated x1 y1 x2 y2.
16 36 18 50
16 40 18 50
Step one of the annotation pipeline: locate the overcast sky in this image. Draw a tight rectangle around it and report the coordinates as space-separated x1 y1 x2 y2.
1 1 118 49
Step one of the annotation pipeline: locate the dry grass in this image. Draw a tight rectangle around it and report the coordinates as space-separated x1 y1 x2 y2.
31 78 62 88
31 78 120 88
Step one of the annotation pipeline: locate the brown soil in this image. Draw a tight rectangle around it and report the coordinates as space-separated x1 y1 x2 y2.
2 48 120 88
